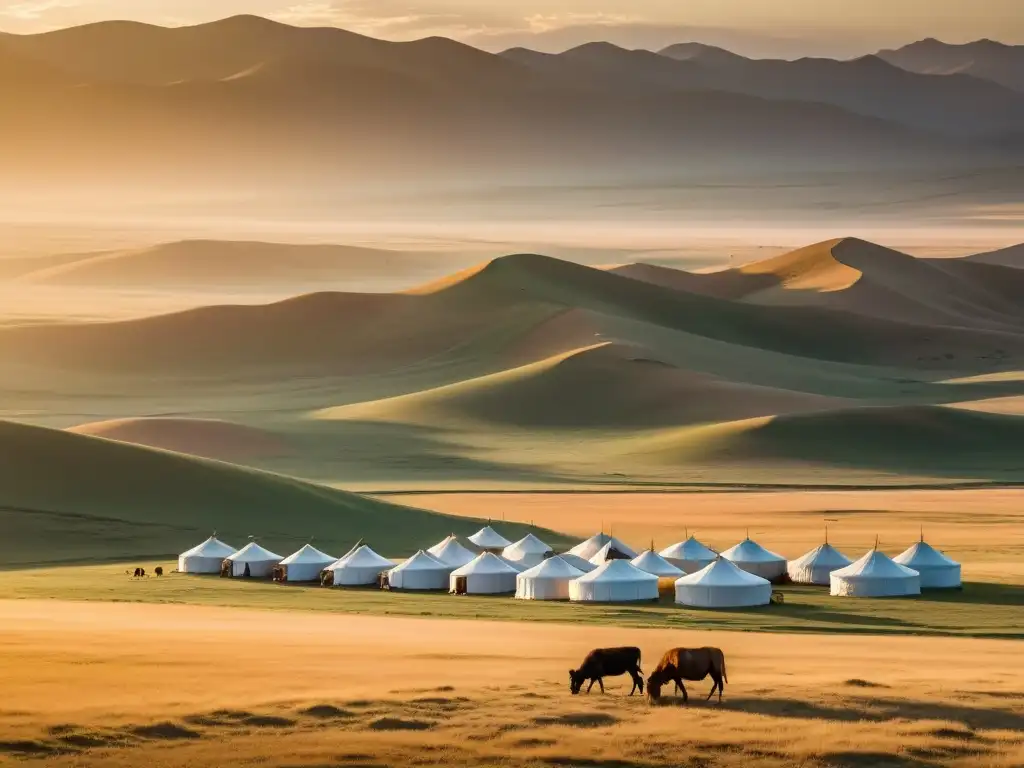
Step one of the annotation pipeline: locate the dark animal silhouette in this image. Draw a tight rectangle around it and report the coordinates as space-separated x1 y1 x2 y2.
569 647 644 695
320 569 334 587
243 562 251 578
129 567 146 578
647 647 728 703
154 567 163 577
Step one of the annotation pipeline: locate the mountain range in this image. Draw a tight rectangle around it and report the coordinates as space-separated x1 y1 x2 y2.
0 16 1021 192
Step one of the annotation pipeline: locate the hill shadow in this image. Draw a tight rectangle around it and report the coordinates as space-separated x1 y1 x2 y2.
914 582 1024 607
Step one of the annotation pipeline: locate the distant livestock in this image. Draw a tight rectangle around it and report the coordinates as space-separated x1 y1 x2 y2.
154 566 163 576
647 647 728 703
569 647 644 695
125 567 147 578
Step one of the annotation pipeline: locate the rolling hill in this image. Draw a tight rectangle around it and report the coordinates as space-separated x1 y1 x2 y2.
0 419 564 566
318 342 846 430
615 238 1024 330
616 405 1024 480
967 243 1024 268
3 250 1024 380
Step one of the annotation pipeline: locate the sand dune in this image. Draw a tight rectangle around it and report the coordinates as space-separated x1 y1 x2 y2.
967 242 1024 268
621 238 1024 329
0 419 557 566
16 240 424 287
320 342 845 429
625 405 1024 479
68 417 288 462
3 250 1024 379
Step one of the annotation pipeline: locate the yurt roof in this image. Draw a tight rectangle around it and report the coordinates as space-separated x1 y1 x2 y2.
631 550 685 578
789 543 852 569
468 526 512 549
391 550 449 572
659 536 716 560
428 535 477 566
676 557 771 587
589 540 637 564
504 533 552 557
330 544 395 571
566 532 612 560
451 552 519 577
720 538 785 564
518 556 584 580
280 543 336 565
556 552 598 573
832 549 918 580
227 541 282 562
893 541 959 568
575 559 658 584
181 536 236 558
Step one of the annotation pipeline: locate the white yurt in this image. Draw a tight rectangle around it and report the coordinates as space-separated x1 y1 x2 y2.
275 543 336 582
427 535 477 568
631 549 685 590
468 525 512 552
894 539 961 589
325 545 396 586
659 536 717 574
515 556 584 600
589 540 639 565
787 543 853 586
556 552 598 573
720 537 787 581
450 552 519 595
387 550 452 591
502 533 552 568
674 557 772 608
223 542 282 578
571 534 637 562
566 532 613 561
178 535 236 574
569 559 659 603
830 549 921 597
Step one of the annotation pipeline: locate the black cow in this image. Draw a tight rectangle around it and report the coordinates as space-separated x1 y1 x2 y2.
569 647 644 695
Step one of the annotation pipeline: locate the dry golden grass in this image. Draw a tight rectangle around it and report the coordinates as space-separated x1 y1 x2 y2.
0 601 1022 767
394 489 1024 583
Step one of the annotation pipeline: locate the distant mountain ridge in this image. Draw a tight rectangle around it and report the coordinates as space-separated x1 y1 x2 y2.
878 38 1024 93
0 16 1019 190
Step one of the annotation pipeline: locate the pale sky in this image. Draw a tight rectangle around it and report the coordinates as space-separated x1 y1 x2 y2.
1 0 1022 56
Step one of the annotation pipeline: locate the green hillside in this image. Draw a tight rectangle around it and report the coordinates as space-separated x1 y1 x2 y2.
0 420 568 567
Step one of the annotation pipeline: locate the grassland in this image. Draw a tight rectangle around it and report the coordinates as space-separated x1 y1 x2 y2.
0 563 1020 640
1 601 1022 768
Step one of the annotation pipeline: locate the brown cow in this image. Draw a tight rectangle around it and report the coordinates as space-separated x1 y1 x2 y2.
646 647 727 704
569 647 644 696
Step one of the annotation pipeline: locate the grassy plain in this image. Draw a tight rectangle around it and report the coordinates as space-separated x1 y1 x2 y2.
0 601 1022 768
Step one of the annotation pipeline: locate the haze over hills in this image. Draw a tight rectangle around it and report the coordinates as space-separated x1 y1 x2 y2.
506 42 1024 139
877 39 1024 93
0 15 1020 198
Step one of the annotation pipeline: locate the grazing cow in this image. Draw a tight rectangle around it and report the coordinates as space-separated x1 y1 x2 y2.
154 567 163 577
569 647 644 695
647 647 728 704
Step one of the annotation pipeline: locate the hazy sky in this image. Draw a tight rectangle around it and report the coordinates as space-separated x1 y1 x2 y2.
1 0 1022 56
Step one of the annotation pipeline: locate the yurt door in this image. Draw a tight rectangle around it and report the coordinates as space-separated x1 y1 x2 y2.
454 576 468 595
